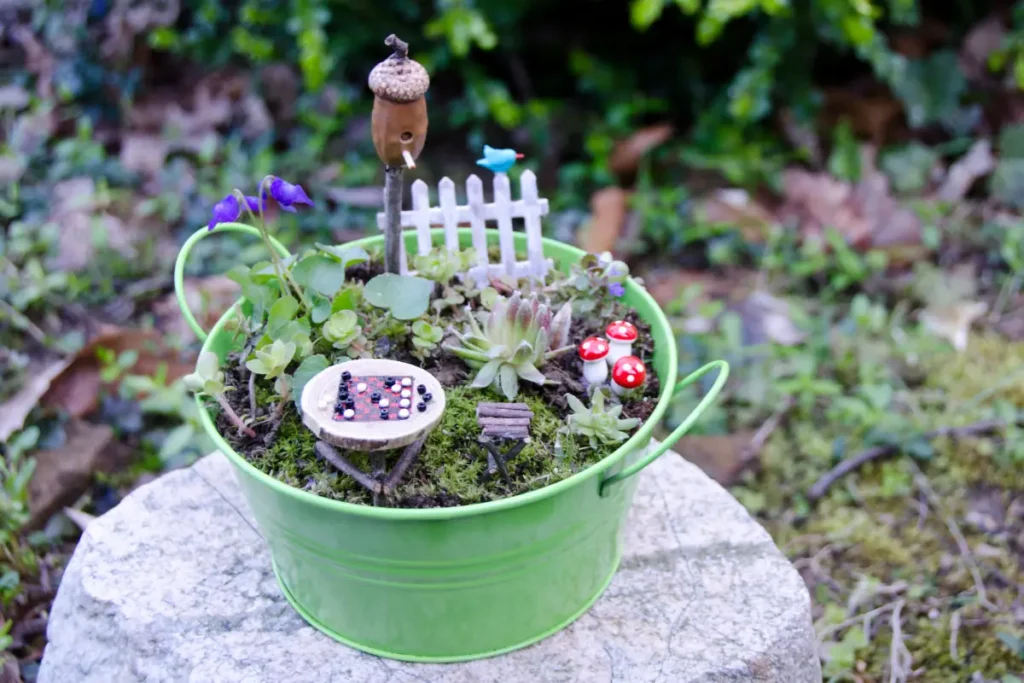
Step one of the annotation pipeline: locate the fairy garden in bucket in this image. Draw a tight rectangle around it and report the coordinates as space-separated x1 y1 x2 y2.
184 35 660 508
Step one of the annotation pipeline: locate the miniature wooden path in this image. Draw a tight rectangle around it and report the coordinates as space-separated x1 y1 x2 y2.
300 358 445 452
476 402 532 482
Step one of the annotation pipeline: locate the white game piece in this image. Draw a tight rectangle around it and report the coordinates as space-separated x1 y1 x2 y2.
319 398 329 410
356 382 367 393
398 408 410 419
391 383 402 393
380 398 390 408
400 398 410 408
343 409 355 420
401 389 411 398
401 377 412 386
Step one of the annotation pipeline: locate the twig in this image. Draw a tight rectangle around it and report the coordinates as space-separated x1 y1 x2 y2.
383 166 404 274
888 600 912 683
817 600 903 640
248 371 258 420
949 609 961 662
910 462 998 612
739 396 795 469
262 388 290 447
315 441 381 494
215 394 256 438
383 434 429 494
808 419 1008 500
0 299 47 345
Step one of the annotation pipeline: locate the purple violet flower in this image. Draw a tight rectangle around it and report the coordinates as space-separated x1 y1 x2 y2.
245 195 262 213
208 195 240 230
267 177 313 212
608 282 625 298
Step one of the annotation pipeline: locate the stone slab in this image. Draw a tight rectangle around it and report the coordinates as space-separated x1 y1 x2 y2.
38 448 821 682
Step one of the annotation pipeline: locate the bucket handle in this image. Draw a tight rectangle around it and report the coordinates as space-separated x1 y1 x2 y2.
173 223 292 342
599 360 729 497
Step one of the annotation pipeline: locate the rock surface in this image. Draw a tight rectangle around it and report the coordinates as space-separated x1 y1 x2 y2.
39 449 821 683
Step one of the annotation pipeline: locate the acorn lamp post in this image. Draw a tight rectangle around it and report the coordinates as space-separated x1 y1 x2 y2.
368 34 430 274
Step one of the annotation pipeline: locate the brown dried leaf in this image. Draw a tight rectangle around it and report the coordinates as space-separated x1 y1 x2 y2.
608 123 674 175
41 325 197 418
779 148 923 257
936 139 996 202
678 432 756 485
119 133 170 178
693 189 778 243
580 187 631 256
49 177 138 271
920 301 988 351
27 419 128 529
733 291 806 347
960 16 1006 82
0 359 74 443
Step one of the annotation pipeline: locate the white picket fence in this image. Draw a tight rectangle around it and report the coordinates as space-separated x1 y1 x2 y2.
374 170 552 286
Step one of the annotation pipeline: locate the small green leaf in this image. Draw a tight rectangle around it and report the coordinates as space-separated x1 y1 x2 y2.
267 296 300 337
311 295 332 324
315 244 370 269
364 273 434 320
332 287 361 312
291 254 347 297
292 354 330 408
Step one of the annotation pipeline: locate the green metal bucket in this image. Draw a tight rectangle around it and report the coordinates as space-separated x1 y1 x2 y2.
174 224 728 662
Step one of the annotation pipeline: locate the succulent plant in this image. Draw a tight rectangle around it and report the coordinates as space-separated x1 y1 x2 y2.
565 389 640 449
444 292 573 400
323 310 363 350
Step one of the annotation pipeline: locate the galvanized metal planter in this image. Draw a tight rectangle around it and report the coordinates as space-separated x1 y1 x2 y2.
174 225 728 662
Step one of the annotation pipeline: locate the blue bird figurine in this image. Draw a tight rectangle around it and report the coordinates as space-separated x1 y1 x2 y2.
476 145 524 174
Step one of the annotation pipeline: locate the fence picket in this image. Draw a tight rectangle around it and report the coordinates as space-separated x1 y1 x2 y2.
492 173 516 276
465 174 490 285
438 177 459 252
518 170 548 280
375 172 554 284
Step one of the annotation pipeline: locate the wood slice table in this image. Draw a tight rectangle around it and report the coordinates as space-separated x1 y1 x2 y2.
300 358 446 452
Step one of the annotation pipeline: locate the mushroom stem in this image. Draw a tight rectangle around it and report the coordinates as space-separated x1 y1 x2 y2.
607 339 632 366
582 359 608 386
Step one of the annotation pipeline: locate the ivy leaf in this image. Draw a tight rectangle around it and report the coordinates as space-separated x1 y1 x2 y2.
291 254 347 298
315 244 370 269
880 143 938 194
292 354 330 409
363 274 434 320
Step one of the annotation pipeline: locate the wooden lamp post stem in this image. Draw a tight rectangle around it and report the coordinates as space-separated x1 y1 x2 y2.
384 166 404 274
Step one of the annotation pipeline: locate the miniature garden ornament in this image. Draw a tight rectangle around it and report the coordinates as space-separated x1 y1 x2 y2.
605 320 638 365
578 336 610 386
368 34 430 274
611 355 646 396
476 145 524 174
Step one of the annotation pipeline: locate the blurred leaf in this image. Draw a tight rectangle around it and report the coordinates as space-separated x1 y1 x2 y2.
880 143 937 194
891 51 966 129
364 274 433 320
292 354 329 408
292 253 346 297
991 159 1024 209
828 120 861 182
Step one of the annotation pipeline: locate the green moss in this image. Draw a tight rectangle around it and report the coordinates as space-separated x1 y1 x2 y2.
731 331 1024 680
249 385 597 507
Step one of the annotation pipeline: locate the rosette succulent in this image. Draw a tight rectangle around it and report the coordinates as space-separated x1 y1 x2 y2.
445 293 573 400
565 389 640 448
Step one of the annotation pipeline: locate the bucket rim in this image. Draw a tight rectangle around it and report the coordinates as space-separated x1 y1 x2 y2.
194 229 678 521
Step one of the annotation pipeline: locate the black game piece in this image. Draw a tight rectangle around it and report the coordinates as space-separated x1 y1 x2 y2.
371 391 381 403
417 384 427 395
417 401 427 412
423 392 432 402
379 409 390 420
334 402 345 413
341 370 352 381
338 389 349 400
384 376 395 385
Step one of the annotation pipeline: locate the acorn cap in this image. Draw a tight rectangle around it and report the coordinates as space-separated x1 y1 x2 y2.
368 34 430 103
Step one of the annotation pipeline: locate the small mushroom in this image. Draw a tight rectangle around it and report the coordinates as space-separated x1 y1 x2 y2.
605 320 638 366
611 356 646 396
578 336 610 386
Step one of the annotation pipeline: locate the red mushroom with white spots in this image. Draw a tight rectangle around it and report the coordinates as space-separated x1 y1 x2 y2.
611 356 646 396
578 336 610 386
605 320 638 366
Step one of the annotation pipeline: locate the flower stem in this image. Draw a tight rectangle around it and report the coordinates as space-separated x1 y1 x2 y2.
215 393 257 438
246 182 311 313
